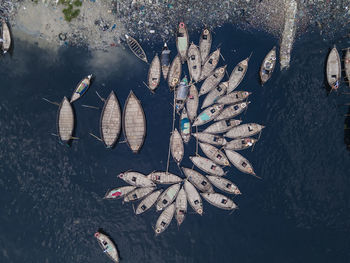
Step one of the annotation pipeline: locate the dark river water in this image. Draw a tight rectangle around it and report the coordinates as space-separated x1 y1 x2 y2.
0 24 350 263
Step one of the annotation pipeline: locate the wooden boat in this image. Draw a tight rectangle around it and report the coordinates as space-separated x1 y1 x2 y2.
203 119 242 134
175 76 189 113
260 46 277 85
123 187 156 202
228 56 251 93
156 183 181 211
57 97 74 145
70 75 93 103
224 149 256 176
147 54 161 92
199 142 230 166
170 128 184 165
168 55 182 89
94 232 119 263
216 91 251 105
104 186 136 199
214 101 250 121
182 167 214 193
200 49 220 81
125 34 148 63
123 91 146 153
199 65 227 96
161 43 171 80
100 91 121 148
201 81 228 109
206 176 241 195
224 123 265 139
345 48 350 87
224 137 258 151
176 22 189 63
1 20 11 53
184 180 203 215
199 28 212 65
147 171 182 184
118 171 156 187
326 46 341 90
155 203 175 235
192 104 224 127
190 156 225 176
201 192 238 210
135 189 163 215
175 187 187 226
186 84 199 122
180 108 191 143
187 42 202 82
193 132 227 146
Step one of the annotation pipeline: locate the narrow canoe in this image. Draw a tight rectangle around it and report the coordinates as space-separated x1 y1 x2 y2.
199 28 212 65
147 171 182 184
104 186 136 199
224 137 258 151
224 149 256 176
214 101 250 121
201 192 238 210
155 203 176 235
118 171 156 187
199 142 230 166
187 42 202 82
170 128 184 165
225 123 265 139
100 91 121 148
182 167 214 193
193 132 227 146
123 91 146 153
57 97 74 144
168 55 182 90
94 232 119 263
175 76 189 114
180 108 191 143
184 180 203 215
147 54 161 92
260 46 277 85
123 187 156 202
135 189 163 215
176 22 189 63
326 46 341 90
228 56 251 93
201 81 228 109
156 183 181 211
1 20 11 53
199 65 227 96
161 43 171 80
200 49 220 81
216 91 251 105
345 48 350 87
175 187 187 226
206 176 241 195
70 74 92 103
125 34 148 63
193 104 224 127
203 119 242 134
190 156 225 176
186 84 199 122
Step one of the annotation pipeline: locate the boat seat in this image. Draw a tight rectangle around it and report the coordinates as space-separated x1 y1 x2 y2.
226 183 232 188
201 181 207 186
194 200 199 204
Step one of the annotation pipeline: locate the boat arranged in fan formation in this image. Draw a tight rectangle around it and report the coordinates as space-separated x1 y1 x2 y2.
161 43 171 80
70 75 93 103
201 81 228 109
176 22 189 63
345 48 350 87
199 28 212 65
326 46 341 90
168 55 182 89
187 42 202 82
1 19 11 54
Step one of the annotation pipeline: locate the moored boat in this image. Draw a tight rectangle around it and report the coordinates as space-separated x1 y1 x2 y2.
227 56 251 93
224 123 265 139
190 156 225 176
192 132 227 146
170 128 184 165
175 76 189 113
201 192 238 210
155 203 176 235
118 171 156 187
57 97 74 145
104 186 136 199
184 179 203 215
70 75 93 103
186 84 199 122
206 176 241 195
199 65 227 96
147 171 182 184
260 46 277 85
214 101 250 121
199 28 212 65
345 48 350 87
182 167 214 193
187 42 202 82
176 22 189 63
224 137 257 150
203 119 242 134
199 142 230 166
123 187 156 202
168 55 182 89
94 232 119 263
147 54 161 92
326 46 341 90
192 104 224 127
224 149 256 176
180 108 191 143
201 81 228 109
161 43 171 80
216 91 251 106
135 189 163 215
156 183 181 211
200 48 220 81
175 187 187 226
1 20 11 53
125 34 148 63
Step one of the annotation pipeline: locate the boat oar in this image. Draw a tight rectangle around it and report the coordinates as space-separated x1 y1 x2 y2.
42 97 59 106
143 81 154 94
82 104 100 110
220 53 226 62
89 133 103 142
95 91 105 102
71 136 79 140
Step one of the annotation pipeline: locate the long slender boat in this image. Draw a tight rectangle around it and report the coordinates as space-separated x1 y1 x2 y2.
125 34 148 63
168 55 182 90
326 46 341 90
228 55 251 93
1 20 11 53
147 54 161 92
199 28 212 65
345 48 350 88
70 75 92 103
176 22 189 63
260 47 277 85
186 84 199 122
161 43 171 80
94 232 119 263
187 42 202 82
200 48 220 81
57 97 74 145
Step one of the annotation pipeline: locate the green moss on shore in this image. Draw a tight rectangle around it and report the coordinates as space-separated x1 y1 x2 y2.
58 0 82 22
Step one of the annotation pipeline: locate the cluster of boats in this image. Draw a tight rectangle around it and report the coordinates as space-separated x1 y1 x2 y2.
0 19 11 54
326 45 350 91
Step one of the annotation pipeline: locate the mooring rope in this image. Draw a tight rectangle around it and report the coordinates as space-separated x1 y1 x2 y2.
166 91 176 173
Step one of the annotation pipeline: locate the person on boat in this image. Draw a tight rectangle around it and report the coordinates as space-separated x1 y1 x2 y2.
332 80 339 90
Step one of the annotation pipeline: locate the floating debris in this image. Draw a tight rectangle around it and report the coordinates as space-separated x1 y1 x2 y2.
57 97 74 145
193 104 224 126
225 149 256 176
201 192 238 210
326 46 341 90
182 167 214 193
168 55 182 90
155 203 176 236
193 132 227 146
198 142 230 166
147 171 182 184
176 22 189 63
190 156 225 176
125 34 148 63
186 84 199 122
199 28 212 65
204 119 242 134
147 54 161 92
170 128 184 165
224 137 258 151
201 81 228 109
260 46 277 85
214 101 250 121
118 171 156 187
161 43 171 80
70 75 93 103
104 186 136 200
179 107 191 144
199 65 227 96
156 183 181 211
1 19 11 53
135 189 163 215
224 123 265 139
187 42 202 82
216 91 251 105
200 49 221 81
123 187 156 202
94 232 119 263
206 176 241 195
228 56 251 93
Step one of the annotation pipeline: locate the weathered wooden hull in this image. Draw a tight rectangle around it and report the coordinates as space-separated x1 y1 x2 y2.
161 43 171 80
200 49 220 81
180 108 191 143
168 55 182 89
57 97 74 144
104 186 136 199
224 123 265 139
228 56 250 93
156 183 181 211
94 232 119 263
147 171 182 184
199 142 230 166
206 176 241 195
199 28 212 65
148 54 161 92
186 84 199 122
125 34 148 63
225 149 256 176
193 104 224 126
216 91 251 105
175 187 187 226
202 81 228 109
201 192 237 210
1 21 11 53
203 119 242 134
182 167 214 193
135 189 162 215
170 128 184 165
224 137 257 150
70 75 92 103
190 156 225 176
326 46 341 89
187 43 202 82
260 46 277 85
345 48 350 87
199 65 227 96
192 132 227 146
118 171 156 187
123 187 156 202
176 22 189 63
184 180 203 215
214 101 250 121
155 203 175 235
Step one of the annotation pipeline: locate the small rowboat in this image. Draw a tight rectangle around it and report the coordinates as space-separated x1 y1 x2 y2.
228 56 251 93
193 104 224 127
190 156 225 176
201 81 228 109
94 232 119 263
123 91 146 153
200 49 220 81
199 28 212 65
155 203 175 235
199 65 227 96
260 47 277 85
70 75 92 103
104 186 136 199
216 91 251 105
345 48 350 87
135 189 163 215
199 142 230 166
1 20 11 53
170 128 184 165
224 149 256 176
180 108 191 143
187 42 202 82
123 187 156 202
147 171 182 184
203 119 242 134
326 46 341 90
100 91 121 148
176 22 189 63
186 84 199 122
156 183 181 211
214 101 250 121
184 180 203 215
206 176 241 195
193 132 227 146
182 167 214 193
175 187 187 226
175 76 189 113
57 97 74 145
201 192 238 210
224 123 265 139
224 137 258 151
168 55 182 90
125 34 148 63
161 43 171 80
147 54 161 92
118 171 156 187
